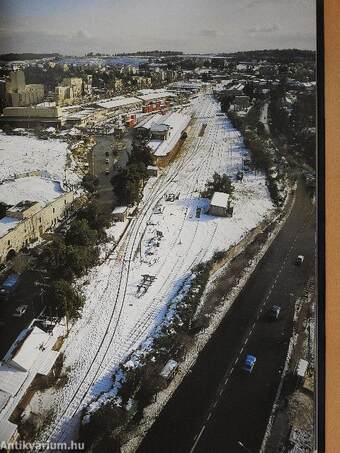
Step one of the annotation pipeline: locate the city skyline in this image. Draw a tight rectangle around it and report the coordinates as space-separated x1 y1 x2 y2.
0 0 316 55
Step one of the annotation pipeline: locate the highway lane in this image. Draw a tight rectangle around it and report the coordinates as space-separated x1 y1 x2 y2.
137 182 315 453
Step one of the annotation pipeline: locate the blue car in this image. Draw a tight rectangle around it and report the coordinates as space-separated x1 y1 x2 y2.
242 354 256 373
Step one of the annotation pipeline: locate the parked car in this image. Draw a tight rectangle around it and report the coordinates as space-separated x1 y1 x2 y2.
105 169 110 175
270 305 281 320
0 274 20 298
296 255 304 265
242 354 256 373
13 305 28 318
105 151 110 157
105 158 109 164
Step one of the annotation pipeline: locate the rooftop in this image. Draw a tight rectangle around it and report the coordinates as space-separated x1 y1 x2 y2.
112 206 128 214
9 326 52 372
0 177 63 208
96 96 141 110
210 192 230 208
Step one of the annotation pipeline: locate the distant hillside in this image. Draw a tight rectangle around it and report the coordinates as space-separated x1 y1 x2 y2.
116 50 184 56
218 49 315 62
0 53 60 61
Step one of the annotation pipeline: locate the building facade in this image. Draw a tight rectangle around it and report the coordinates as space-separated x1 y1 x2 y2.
5 71 44 107
0 192 74 263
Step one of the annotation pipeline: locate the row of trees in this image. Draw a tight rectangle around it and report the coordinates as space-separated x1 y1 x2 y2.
111 143 153 205
269 85 316 168
41 202 111 320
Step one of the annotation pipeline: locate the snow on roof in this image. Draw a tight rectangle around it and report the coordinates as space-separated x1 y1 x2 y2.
0 177 63 207
0 419 17 443
9 326 51 372
96 96 141 110
137 91 176 102
160 359 178 379
0 363 28 395
0 217 19 238
210 191 230 208
136 113 163 130
112 206 128 214
37 350 60 376
150 112 191 157
0 132 78 186
297 359 308 377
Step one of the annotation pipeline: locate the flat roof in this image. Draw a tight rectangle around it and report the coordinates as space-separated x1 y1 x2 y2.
0 363 28 396
112 206 128 214
9 326 50 372
96 96 142 110
297 359 308 377
211 192 230 208
0 419 17 443
0 177 63 208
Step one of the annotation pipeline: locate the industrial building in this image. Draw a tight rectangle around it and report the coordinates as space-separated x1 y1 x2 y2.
0 103 65 127
136 111 191 167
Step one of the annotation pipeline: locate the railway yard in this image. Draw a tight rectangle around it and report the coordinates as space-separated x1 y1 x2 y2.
19 93 274 444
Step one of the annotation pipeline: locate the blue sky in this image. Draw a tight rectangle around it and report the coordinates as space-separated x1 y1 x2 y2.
0 0 316 55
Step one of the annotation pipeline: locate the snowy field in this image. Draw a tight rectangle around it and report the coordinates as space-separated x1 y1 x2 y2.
33 94 274 442
0 176 63 206
0 132 80 187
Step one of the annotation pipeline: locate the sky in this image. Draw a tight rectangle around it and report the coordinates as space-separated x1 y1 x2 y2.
0 0 316 55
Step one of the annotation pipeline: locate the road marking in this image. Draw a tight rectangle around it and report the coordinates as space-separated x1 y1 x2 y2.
219 388 224 396
207 412 212 421
190 425 206 453
224 376 229 385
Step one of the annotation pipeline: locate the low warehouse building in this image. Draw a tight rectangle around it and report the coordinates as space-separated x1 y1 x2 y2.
112 206 128 222
209 192 233 217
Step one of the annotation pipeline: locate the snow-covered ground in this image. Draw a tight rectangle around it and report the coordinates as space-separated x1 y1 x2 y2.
0 132 80 187
32 94 274 443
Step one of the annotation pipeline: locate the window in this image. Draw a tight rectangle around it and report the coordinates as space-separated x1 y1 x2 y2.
7 240 10 246
53 208 55 213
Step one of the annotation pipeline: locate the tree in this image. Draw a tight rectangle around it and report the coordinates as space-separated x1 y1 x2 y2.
129 143 154 167
50 279 85 320
82 173 99 193
202 172 235 198
65 219 98 246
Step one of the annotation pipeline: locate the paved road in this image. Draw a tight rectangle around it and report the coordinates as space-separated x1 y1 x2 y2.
137 182 315 453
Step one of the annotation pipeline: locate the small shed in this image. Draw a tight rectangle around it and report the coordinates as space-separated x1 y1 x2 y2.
160 359 178 381
112 206 128 222
147 165 159 177
209 192 233 217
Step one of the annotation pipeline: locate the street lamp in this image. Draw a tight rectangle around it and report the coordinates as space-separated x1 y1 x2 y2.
237 441 255 453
